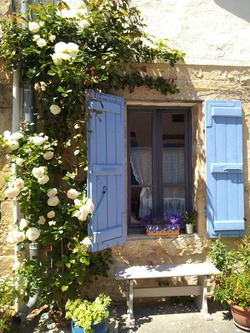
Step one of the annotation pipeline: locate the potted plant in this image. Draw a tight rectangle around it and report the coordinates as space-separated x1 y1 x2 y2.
140 213 183 236
65 293 111 333
181 210 197 234
209 236 250 331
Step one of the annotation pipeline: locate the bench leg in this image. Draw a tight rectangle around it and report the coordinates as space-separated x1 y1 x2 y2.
195 276 212 321
126 279 135 326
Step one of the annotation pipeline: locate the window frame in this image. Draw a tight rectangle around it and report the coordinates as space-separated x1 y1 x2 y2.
127 106 193 234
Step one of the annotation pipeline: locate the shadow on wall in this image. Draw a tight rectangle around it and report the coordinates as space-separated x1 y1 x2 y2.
214 0 250 22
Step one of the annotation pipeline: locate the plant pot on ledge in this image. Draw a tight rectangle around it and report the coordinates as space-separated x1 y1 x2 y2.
228 302 250 331
185 223 194 234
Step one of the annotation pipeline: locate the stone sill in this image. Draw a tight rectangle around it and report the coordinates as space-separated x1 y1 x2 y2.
127 233 198 241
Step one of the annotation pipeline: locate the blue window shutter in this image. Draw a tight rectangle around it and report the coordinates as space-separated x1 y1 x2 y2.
205 100 245 238
87 92 126 251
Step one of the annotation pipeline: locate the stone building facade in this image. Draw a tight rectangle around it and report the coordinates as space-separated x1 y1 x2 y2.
0 0 250 301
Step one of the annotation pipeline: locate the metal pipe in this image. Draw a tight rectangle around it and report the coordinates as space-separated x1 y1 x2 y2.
11 242 40 328
23 80 35 132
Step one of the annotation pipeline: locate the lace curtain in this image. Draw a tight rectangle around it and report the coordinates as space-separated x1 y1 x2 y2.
130 148 152 218
130 147 185 217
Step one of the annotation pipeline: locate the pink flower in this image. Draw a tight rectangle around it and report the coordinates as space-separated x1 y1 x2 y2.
14 178 24 189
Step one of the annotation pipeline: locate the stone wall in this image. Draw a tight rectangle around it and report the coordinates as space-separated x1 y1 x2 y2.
85 63 250 301
0 64 13 275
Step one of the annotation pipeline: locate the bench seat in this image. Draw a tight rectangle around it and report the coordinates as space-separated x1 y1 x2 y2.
115 263 220 326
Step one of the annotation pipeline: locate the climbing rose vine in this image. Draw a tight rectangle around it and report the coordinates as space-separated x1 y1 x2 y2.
0 0 184 316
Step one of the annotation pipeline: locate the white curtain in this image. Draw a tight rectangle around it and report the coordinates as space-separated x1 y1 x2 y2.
130 147 185 216
130 148 152 218
162 148 185 214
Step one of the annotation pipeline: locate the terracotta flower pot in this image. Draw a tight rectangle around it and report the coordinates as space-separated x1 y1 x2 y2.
228 302 250 331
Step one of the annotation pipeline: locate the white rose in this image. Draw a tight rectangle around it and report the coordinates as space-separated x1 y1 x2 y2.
28 22 40 34
48 220 56 226
54 41 68 54
36 38 47 48
47 210 55 219
38 175 49 185
80 237 92 247
32 34 40 41
15 231 25 243
19 218 28 230
13 178 24 189
3 130 11 139
47 188 57 197
43 151 54 160
7 230 25 244
49 34 56 42
26 227 40 241
50 104 61 115
37 216 46 225
11 132 23 140
78 19 90 30
48 196 60 206
67 42 79 57
52 53 64 66
32 166 45 179
7 140 19 150
67 189 79 200
74 199 80 206
16 158 24 166
61 53 71 61
5 187 20 199
30 136 46 146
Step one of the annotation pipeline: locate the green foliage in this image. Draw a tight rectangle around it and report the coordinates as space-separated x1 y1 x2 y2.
0 276 17 332
65 293 111 333
209 236 250 309
181 210 197 225
0 0 184 144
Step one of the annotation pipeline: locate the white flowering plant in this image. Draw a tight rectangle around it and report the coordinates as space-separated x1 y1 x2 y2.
0 126 100 313
0 0 184 321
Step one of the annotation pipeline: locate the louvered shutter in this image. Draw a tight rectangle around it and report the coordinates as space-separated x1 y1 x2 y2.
205 100 245 238
87 92 126 251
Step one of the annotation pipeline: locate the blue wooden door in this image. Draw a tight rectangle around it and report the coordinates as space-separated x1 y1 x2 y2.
205 100 245 238
87 92 126 251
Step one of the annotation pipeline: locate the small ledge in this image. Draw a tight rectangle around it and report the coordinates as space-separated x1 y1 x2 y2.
126 233 198 241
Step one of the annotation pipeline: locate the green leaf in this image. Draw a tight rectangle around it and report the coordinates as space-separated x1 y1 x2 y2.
61 285 69 292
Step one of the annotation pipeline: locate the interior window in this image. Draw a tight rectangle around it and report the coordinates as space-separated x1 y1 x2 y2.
128 107 192 232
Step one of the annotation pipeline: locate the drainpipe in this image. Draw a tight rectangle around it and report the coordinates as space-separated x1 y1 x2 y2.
23 79 35 132
12 50 23 315
11 242 40 328
11 0 37 323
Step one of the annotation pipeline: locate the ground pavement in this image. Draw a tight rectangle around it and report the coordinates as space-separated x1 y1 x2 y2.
20 298 244 333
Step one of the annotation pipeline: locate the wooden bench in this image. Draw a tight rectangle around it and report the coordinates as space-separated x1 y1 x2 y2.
115 263 220 326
